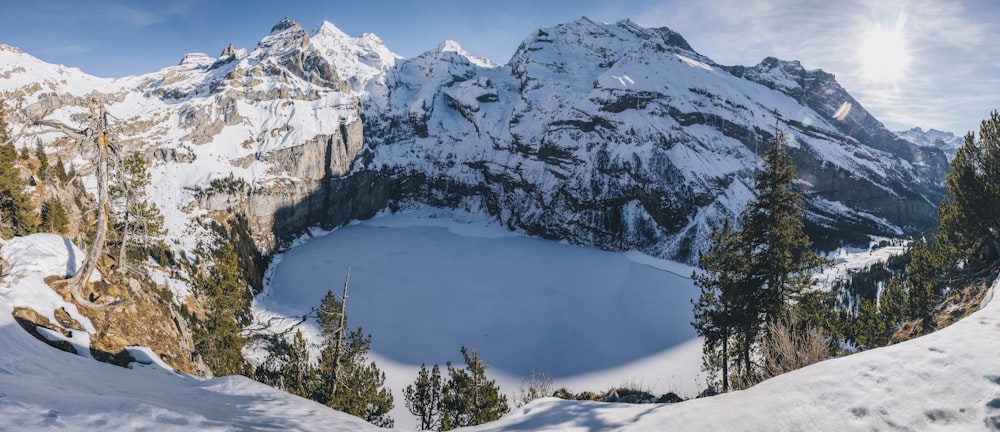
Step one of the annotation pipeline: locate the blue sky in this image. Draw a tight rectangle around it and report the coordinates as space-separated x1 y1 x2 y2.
2 0 999 135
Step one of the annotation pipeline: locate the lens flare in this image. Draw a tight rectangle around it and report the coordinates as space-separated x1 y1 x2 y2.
834 101 852 121
857 13 912 84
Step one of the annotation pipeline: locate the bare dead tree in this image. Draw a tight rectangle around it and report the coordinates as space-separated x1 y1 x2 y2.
329 266 350 402
34 99 123 310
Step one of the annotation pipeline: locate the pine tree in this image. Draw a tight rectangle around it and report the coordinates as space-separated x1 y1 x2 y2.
880 277 907 334
854 297 887 349
253 330 319 398
906 239 947 321
938 111 1000 268
692 219 745 392
332 353 394 428
111 151 164 270
34 141 48 180
39 198 69 234
192 242 250 377
405 363 445 431
283 329 315 398
0 101 34 238
313 289 394 427
441 346 509 429
691 120 826 390
54 157 69 183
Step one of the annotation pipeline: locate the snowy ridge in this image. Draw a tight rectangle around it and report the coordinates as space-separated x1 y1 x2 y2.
896 126 965 161
366 17 948 260
1 17 949 268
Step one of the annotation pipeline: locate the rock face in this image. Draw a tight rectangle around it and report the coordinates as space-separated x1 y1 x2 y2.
0 18 950 263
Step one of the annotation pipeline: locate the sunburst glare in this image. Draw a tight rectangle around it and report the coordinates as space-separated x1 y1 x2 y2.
857 13 912 85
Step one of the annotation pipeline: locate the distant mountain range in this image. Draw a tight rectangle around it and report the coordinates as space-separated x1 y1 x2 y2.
894 127 965 161
0 16 952 261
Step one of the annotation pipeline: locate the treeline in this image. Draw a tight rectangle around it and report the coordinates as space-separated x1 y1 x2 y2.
842 111 1000 349
692 111 1000 394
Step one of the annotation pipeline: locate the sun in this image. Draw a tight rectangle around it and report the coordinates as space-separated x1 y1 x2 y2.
857 21 912 84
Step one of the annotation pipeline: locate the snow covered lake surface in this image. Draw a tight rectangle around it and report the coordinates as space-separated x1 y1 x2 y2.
255 209 704 428
1 229 999 430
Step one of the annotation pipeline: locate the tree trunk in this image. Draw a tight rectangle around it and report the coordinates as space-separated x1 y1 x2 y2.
721 329 729 393
117 203 130 273
330 267 350 402
61 101 114 309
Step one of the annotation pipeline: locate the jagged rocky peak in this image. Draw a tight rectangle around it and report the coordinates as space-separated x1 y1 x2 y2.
511 16 710 74
615 18 695 52
220 43 237 58
247 17 347 90
270 16 300 33
179 52 212 66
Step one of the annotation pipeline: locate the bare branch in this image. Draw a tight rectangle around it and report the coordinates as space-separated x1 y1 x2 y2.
32 119 88 141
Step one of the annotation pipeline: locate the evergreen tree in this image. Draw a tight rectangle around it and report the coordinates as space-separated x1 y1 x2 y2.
906 239 948 321
253 330 319 398
34 141 48 180
405 363 445 431
441 346 509 429
854 297 887 349
39 198 69 234
880 277 907 334
192 242 250 376
691 219 745 392
938 111 1000 268
111 151 164 269
691 121 826 390
0 102 34 238
54 157 69 183
283 329 315 398
313 289 394 427
332 353 394 428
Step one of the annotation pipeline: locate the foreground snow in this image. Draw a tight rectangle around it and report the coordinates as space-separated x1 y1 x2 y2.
0 234 386 431
1 232 998 431
483 287 1000 432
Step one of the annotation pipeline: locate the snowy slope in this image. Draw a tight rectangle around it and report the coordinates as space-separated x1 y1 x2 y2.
0 234 386 431
475 280 1000 431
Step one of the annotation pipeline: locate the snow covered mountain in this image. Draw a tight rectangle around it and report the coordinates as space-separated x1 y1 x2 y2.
896 127 966 161
0 17 949 263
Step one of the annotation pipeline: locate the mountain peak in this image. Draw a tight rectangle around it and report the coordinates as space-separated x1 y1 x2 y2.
271 17 300 34
0 44 23 54
436 39 464 53
220 43 237 58
428 39 496 67
313 20 349 39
